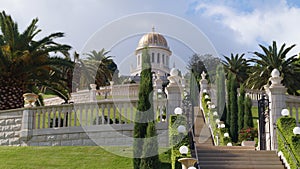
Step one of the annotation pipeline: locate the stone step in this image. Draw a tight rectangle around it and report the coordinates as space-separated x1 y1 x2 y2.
198 156 282 161
198 164 285 169
195 145 255 150
196 152 278 157
198 160 283 165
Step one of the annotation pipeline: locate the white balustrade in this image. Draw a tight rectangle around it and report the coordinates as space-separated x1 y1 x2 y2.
29 99 167 130
286 95 300 126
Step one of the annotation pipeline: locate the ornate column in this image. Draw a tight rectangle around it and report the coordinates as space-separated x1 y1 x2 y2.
166 68 182 117
267 69 287 150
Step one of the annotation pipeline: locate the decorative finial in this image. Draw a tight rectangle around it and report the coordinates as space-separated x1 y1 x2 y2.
152 25 155 32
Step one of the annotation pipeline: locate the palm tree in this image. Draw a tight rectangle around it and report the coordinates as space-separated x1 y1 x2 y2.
0 11 72 110
222 53 249 85
246 41 300 95
82 49 118 87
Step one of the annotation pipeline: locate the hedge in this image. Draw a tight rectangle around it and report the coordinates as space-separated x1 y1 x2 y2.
277 116 300 169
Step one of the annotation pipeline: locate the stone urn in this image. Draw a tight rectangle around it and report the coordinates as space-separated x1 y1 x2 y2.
178 158 198 169
23 93 38 107
241 140 256 147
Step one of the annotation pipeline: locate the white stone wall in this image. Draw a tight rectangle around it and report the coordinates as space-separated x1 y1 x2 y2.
0 109 23 146
28 124 168 147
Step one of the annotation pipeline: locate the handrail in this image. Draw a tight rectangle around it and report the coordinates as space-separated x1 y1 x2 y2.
276 125 300 169
190 128 201 169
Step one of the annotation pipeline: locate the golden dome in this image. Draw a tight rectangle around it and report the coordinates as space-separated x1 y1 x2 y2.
136 28 169 51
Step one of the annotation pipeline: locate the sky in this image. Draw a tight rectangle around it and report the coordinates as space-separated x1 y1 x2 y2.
2 0 300 74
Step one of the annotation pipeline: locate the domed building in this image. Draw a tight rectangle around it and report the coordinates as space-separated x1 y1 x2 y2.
130 27 172 77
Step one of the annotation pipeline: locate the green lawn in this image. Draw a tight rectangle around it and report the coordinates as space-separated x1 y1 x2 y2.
0 146 171 169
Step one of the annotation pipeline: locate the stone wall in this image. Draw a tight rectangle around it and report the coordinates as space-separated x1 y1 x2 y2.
0 109 23 145
28 124 168 147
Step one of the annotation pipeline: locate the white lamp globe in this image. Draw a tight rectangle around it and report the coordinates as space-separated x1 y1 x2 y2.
157 89 162 93
281 109 290 116
227 142 233 146
213 111 218 116
174 107 183 115
224 133 229 137
204 95 209 99
215 119 220 124
179 145 189 155
211 104 216 109
220 124 226 128
177 125 186 133
203 89 207 93
293 127 300 135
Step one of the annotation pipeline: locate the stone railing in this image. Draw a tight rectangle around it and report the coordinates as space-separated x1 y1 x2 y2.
0 99 169 146
97 83 139 99
32 99 168 129
285 95 300 126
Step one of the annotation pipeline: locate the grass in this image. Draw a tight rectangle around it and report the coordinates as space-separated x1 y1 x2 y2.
0 146 171 169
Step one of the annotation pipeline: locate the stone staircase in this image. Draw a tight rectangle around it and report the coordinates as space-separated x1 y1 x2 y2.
192 107 285 169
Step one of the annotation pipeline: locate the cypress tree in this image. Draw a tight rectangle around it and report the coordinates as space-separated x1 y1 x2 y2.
244 96 254 128
229 75 238 142
133 48 159 169
140 122 160 169
190 71 199 106
225 73 232 128
216 64 226 120
238 85 245 132
133 48 152 168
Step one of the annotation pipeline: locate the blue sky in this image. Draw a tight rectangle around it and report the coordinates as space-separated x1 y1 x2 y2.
2 0 300 74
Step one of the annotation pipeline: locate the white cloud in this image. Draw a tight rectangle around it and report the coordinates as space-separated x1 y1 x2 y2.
194 0 300 54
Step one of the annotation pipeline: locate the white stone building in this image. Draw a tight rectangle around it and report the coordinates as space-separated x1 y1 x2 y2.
130 27 172 77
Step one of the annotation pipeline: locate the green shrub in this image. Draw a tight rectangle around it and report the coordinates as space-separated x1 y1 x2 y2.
277 117 300 169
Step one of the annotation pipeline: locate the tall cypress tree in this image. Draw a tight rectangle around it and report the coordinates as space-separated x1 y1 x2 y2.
140 122 160 169
225 73 232 128
133 48 159 169
238 85 245 132
190 71 199 107
229 75 238 143
244 96 254 128
216 64 226 120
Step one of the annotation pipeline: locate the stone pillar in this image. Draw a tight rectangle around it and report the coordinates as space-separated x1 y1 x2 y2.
90 84 97 102
199 71 208 109
20 109 34 145
166 68 182 117
267 69 287 150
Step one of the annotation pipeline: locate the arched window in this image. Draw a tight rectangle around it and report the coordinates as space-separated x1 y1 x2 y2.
157 53 160 63
166 56 169 67
137 55 140 66
152 53 155 63
162 54 165 64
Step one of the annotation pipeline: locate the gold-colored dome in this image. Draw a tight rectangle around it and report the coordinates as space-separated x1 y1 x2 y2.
136 29 169 51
